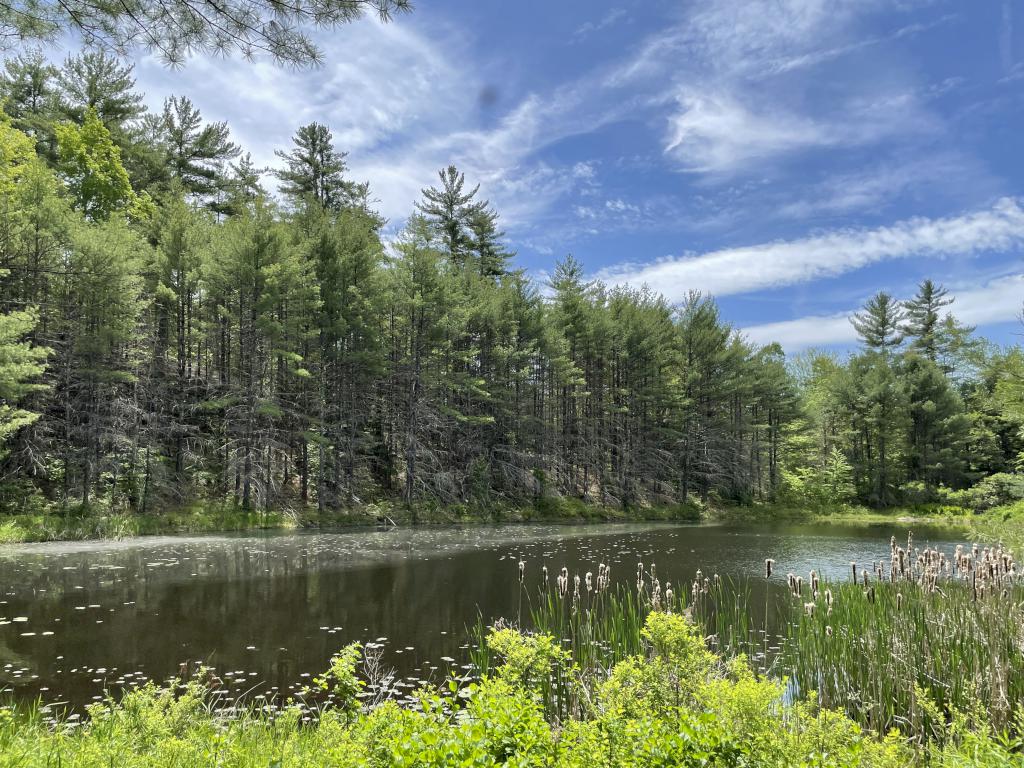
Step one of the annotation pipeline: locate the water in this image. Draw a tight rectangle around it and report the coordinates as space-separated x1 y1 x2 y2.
0 520 964 710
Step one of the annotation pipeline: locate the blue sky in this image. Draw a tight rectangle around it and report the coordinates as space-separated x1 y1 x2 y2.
122 0 1024 351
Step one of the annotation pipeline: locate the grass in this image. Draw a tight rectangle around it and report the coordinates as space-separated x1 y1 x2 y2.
471 534 1024 748
785 538 1024 743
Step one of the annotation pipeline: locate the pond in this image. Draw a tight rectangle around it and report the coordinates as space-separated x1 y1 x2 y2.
0 520 965 711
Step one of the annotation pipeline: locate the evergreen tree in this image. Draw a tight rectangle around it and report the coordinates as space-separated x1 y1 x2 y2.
415 165 483 264
900 353 969 489
0 0 411 67
902 280 953 363
161 96 239 207
57 51 145 129
851 292 903 351
0 49 59 161
467 204 512 279
274 122 354 211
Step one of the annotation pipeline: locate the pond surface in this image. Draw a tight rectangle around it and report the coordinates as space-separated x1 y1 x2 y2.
0 520 965 711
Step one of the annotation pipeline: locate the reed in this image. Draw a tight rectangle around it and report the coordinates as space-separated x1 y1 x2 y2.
784 539 1024 742
474 536 1024 743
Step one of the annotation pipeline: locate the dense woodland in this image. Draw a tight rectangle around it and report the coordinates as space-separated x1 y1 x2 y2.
1 50 1023 519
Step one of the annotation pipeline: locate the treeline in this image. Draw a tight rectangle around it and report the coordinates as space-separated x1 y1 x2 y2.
785 289 1024 509
0 50 1022 518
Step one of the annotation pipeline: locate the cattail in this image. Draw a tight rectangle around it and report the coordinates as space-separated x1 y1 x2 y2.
518 560 525 583
804 601 816 617
765 558 775 579
851 562 857 583
810 570 819 593
665 582 674 610
542 565 549 587
825 625 833 637
585 571 593 593
824 589 833 615
896 592 903 610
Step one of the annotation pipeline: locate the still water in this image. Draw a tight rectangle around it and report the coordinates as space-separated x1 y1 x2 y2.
0 521 964 709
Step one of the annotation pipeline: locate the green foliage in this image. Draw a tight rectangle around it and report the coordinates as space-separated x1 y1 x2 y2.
2 610 1019 766
313 642 366 713
0 0 411 68
55 107 144 220
2 48 1024 531
0 299 48 452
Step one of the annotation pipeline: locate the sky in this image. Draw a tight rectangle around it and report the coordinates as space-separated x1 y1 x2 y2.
118 1 1024 352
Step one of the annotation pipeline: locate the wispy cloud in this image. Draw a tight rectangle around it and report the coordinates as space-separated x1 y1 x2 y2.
743 273 1024 350
664 91 838 174
595 198 1024 301
573 8 628 42
130 17 623 229
776 152 999 219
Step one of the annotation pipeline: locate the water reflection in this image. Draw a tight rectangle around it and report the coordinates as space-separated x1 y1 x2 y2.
0 521 964 708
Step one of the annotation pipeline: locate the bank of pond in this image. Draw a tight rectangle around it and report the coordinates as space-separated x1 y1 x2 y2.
0 523 1021 765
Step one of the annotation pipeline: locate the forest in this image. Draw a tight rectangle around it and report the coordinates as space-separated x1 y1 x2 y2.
1 49 1024 526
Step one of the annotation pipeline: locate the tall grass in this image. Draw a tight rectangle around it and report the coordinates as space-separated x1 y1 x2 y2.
786 538 1024 742
474 536 1024 743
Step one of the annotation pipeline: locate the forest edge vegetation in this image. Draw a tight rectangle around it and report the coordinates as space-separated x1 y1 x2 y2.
1 47 1024 542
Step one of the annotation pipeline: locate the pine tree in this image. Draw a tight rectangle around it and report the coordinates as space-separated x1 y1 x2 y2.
161 96 239 207
851 292 903 351
903 280 953 362
57 51 145 129
0 49 60 161
900 353 969 489
415 165 484 264
1 0 411 68
467 204 511 279
274 122 354 211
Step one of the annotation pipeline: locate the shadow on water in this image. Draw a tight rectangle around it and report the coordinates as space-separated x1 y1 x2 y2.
0 519 966 710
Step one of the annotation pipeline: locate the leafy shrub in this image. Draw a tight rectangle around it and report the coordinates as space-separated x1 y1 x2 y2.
967 473 1024 511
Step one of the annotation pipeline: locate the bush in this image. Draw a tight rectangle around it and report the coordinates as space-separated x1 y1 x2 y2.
967 473 1024 511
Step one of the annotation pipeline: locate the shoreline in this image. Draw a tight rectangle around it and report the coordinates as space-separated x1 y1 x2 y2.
1 497 1015 546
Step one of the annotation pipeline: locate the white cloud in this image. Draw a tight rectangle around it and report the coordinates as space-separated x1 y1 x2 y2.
599 0 947 177
743 274 1024 350
664 91 837 173
595 198 1024 301
131 19 608 228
